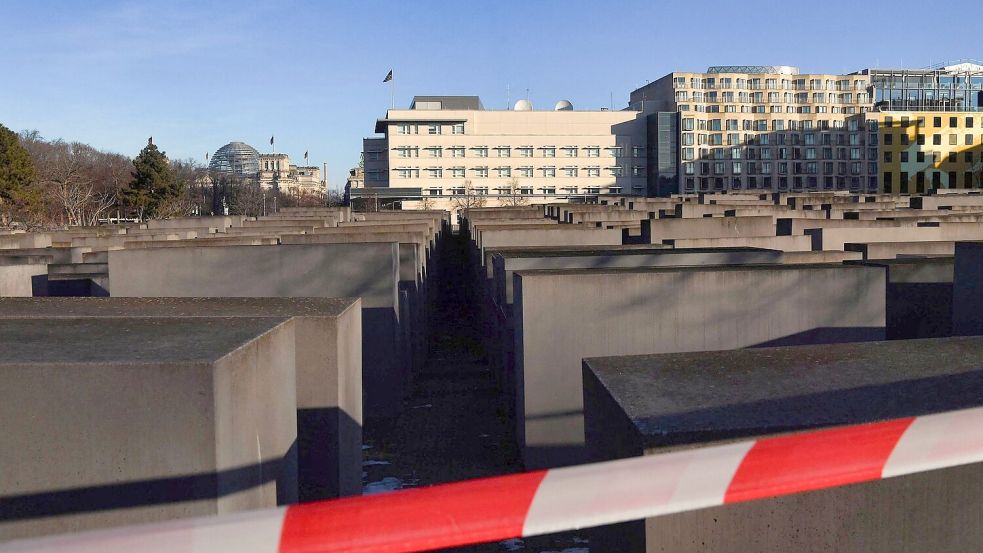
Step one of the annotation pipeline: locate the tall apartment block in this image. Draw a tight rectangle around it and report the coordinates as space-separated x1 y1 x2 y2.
632 62 983 196
356 96 647 213
630 66 877 196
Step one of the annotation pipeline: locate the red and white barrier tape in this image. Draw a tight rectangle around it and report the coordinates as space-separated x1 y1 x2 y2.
5 406 983 553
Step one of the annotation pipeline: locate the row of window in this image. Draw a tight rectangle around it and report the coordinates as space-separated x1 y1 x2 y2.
673 77 867 91
682 117 873 132
395 165 645 178
683 176 876 192
395 123 465 135
883 133 980 146
885 150 981 164
683 161 874 176
391 145 643 159
883 171 982 193
675 91 869 104
680 104 865 115
683 133 872 147
682 147 873 161
883 115 981 128
422 185 628 197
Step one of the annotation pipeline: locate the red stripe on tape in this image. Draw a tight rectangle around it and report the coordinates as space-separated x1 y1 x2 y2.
278 470 548 553
723 418 915 503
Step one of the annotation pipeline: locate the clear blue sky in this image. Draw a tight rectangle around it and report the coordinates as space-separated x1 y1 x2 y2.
1 0 980 189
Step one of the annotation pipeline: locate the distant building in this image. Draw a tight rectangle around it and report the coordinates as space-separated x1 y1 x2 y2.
630 61 983 195
209 142 324 195
357 95 647 214
630 65 876 195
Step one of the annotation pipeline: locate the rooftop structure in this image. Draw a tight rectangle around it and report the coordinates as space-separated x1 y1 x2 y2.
208 141 260 176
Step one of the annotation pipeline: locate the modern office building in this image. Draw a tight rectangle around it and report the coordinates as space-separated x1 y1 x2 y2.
357 95 647 213
630 61 983 196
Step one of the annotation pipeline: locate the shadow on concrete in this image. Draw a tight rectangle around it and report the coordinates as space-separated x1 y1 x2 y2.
0 440 297 522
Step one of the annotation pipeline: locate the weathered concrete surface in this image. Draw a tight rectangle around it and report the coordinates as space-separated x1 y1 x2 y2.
845 240 956 260
0 297 363 501
0 257 49 297
513 263 885 469
582 337 983 553
851 258 954 340
953 241 983 336
667 235 811 251
107 243 402 419
0 317 297 540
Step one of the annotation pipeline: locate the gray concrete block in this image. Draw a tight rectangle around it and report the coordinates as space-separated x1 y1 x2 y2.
513 263 886 469
107 243 402 418
582 337 983 553
953 242 983 336
0 317 297 540
0 297 363 501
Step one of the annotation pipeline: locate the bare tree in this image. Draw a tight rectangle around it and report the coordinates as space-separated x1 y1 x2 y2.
499 177 529 207
39 142 120 226
450 179 486 211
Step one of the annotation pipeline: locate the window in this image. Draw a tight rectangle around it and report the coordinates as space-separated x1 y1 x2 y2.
396 147 419 158
496 167 511 178
428 124 441 135
632 165 645 177
427 188 442 196
682 148 695 160
542 166 556 178
396 168 419 178
541 147 556 158
450 167 465 178
563 167 578 177
562 146 578 158
495 146 511 157
452 123 465 135
449 146 465 158
934 117 942 127
472 146 489 158
933 134 942 145
396 124 418 135
425 147 442 158
473 167 488 178
632 146 644 158
605 146 623 157
426 168 442 178
607 166 623 177
517 146 533 158
585 147 600 158
518 167 533 178
586 167 600 177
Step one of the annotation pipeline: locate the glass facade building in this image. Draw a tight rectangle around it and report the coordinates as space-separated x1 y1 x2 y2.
866 66 983 112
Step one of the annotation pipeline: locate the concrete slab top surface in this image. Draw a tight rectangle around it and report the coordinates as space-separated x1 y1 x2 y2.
514 262 873 277
0 297 359 318
585 336 983 450
492 247 773 259
0 317 289 364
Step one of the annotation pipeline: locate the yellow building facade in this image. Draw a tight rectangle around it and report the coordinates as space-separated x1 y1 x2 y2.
871 112 983 193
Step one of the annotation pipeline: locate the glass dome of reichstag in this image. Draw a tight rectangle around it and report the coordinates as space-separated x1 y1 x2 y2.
209 142 260 176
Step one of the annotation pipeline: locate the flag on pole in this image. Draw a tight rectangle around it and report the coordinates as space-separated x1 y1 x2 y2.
383 70 393 83
270 136 274 146
148 136 153 146
304 151 309 161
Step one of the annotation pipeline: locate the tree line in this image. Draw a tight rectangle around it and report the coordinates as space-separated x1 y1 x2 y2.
0 123 338 229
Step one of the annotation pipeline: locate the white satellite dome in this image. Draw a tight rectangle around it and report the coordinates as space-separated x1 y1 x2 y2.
554 100 573 111
514 99 533 111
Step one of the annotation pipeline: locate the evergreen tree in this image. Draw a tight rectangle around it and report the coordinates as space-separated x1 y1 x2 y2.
0 124 38 225
125 141 178 219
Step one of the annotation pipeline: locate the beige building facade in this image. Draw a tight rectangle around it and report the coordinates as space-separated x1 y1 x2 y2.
258 154 323 195
357 96 647 212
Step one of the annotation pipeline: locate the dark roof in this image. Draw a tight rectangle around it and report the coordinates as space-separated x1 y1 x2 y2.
410 96 483 110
